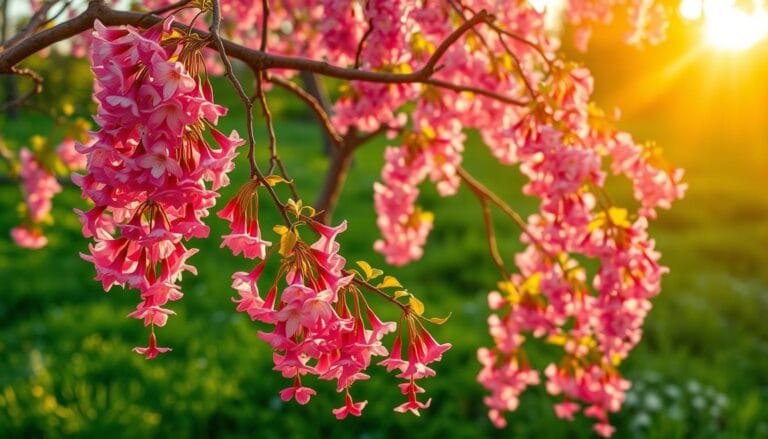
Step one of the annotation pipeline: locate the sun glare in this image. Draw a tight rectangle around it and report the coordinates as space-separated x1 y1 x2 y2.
681 0 768 51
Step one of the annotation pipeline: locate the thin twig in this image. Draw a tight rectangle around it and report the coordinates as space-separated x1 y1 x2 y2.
457 167 538 248
0 67 43 111
148 0 192 16
354 18 374 69
208 0 289 224
259 0 269 51
480 198 510 278
424 78 529 106
0 0 59 50
351 277 409 314
255 72 300 200
267 73 342 147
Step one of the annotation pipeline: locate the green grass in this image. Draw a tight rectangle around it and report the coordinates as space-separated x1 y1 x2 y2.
1 48 767 438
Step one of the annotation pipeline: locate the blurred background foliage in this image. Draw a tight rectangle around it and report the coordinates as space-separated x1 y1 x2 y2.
1 11 767 438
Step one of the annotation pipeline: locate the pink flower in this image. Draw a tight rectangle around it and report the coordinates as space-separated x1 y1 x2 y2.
279 384 317 405
10 225 47 249
137 145 183 179
594 422 616 437
133 332 171 360
57 138 88 170
218 185 272 259
151 58 196 100
332 392 368 420
554 400 580 420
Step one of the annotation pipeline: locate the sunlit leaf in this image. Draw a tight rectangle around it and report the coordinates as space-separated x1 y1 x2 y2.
264 175 288 186
426 313 452 325
376 275 402 289
409 296 425 316
279 230 298 256
356 261 383 280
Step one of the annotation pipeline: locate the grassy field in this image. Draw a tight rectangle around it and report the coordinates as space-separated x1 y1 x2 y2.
1 40 767 438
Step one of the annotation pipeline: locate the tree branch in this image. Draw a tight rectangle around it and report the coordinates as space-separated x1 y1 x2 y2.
0 2 526 109
0 0 59 50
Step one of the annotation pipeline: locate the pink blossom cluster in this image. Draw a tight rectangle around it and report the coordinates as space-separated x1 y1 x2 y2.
10 136 88 249
57 138 89 171
565 0 668 50
477 120 684 435
10 148 62 249
76 18 242 358
222 197 450 417
606 131 687 218
373 112 465 266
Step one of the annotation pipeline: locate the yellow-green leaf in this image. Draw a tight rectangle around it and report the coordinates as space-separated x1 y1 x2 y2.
273 225 289 235
355 261 383 280
394 290 410 299
426 313 452 325
408 296 425 316
376 275 402 289
356 261 374 279
302 205 317 217
279 230 298 256
264 175 288 186
546 334 567 345
607 207 631 228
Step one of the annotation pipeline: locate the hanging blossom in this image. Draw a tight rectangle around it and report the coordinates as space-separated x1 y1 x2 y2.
75 17 243 358
10 125 89 250
10 148 62 249
373 111 465 266
220 189 450 418
477 109 684 435
565 0 668 51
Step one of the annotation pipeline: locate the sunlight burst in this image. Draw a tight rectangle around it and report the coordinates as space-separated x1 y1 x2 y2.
682 0 768 51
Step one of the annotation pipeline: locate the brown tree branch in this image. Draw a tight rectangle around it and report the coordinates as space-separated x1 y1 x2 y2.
0 0 60 50
0 2 526 109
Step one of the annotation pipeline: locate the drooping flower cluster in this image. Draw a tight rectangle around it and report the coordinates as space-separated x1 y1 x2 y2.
10 148 62 249
476 123 684 435
565 0 668 51
221 187 450 417
75 18 242 357
374 115 465 266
